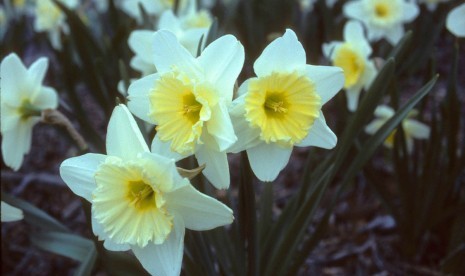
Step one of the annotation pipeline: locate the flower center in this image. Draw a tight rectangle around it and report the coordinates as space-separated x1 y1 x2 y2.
264 94 288 115
333 44 365 88
18 100 42 120
244 71 321 146
93 158 173 247
126 180 156 211
374 3 389 18
149 71 215 154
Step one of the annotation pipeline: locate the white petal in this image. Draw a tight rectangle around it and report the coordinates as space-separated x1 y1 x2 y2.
305 65 344 105
131 215 185 276
151 135 187 162
207 102 237 151
166 185 233 230
106 104 150 159
140 151 189 191
1 53 29 106
345 89 361 112
254 29 306 77
28 57 49 91
402 2 419 22
228 114 261 153
198 35 244 100
446 3 465 38
128 30 156 60
59 153 107 201
344 20 372 56
158 10 182 32
1 118 39 171
297 113 337 149
246 142 293 182
343 1 365 21
152 30 200 77
1 202 23 222
404 119 430 139
91 214 130 251
322 41 340 59
364 119 386 135
374 105 394 118
127 73 159 123
384 25 404 45
32 86 58 110
195 145 230 189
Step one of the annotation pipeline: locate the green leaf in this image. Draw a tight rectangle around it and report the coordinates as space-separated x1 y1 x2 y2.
1 193 69 233
30 232 95 262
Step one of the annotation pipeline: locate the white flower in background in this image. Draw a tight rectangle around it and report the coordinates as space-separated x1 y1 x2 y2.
60 104 233 276
120 0 188 24
127 1 212 75
34 0 78 50
128 30 244 189
229 29 344 182
1 201 23 222
365 105 430 153
417 0 449 11
446 3 465 38
323 20 377 111
326 0 338 8
343 0 419 45
1 53 58 171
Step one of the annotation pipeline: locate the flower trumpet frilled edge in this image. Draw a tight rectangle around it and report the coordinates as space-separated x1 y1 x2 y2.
127 30 245 190
228 29 345 182
60 104 233 276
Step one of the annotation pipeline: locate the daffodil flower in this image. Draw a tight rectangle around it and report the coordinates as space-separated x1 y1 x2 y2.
34 0 78 50
127 1 212 75
365 105 430 153
446 3 465 38
1 53 58 171
1 201 23 222
60 104 233 276
323 20 377 111
229 29 344 182
343 0 419 45
127 30 244 189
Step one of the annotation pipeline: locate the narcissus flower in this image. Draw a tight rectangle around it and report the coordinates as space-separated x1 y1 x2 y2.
229 29 344 182
1 201 23 222
446 3 465 38
1 53 58 171
128 30 244 189
323 20 377 111
60 104 233 276
34 0 78 50
127 2 212 76
343 0 419 45
365 105 430 153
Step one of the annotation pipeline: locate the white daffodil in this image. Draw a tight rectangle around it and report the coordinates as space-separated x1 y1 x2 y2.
365 105 430 153
127 30 244 189
446 3 465 38
323 20 377 111
343 0 419 45
34 0 78 50
60 104 233 276
128 2 212 75
120 0 188 24
229 29 344 182
1 53 58 171
417 0 449 11
1 201 24 222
